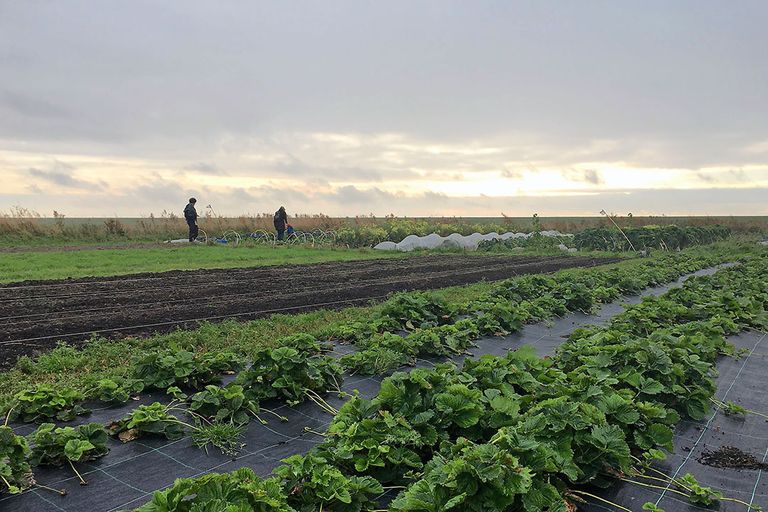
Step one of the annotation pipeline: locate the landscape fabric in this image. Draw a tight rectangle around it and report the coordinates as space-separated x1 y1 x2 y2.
4 266 765 511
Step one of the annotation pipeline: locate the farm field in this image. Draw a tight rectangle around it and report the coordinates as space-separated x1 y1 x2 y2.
4 3 767 511
0 245 407 283
0 244 765 512
0 254 614 368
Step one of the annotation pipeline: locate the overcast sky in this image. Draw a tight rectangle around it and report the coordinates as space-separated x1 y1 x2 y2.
1 1 767 217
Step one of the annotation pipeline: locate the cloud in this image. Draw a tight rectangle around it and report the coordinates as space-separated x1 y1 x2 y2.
1 90 70 119
696 171 717 183
500 167 522 179
580 169 602 185
184 162 227 175
27 161 104 191
562 168 603 185
269 153 420 183
1 2 767 216
2 184 767 217
727 169 748 182
327 185 395 205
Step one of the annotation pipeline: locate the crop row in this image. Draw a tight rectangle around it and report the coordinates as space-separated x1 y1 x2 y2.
132 251 768 512
572 225 731 252
331 251 727 374
479 225 732 254
0 248 757 505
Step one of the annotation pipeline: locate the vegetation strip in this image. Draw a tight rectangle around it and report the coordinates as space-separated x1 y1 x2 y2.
2 245 764 511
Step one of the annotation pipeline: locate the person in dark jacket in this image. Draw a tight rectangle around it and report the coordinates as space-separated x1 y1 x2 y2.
184 198 199 242
273 206 288 240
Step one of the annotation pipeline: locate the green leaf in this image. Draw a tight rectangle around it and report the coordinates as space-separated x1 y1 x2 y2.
637 377 664 395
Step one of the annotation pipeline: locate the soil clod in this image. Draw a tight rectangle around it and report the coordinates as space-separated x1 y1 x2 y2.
698 445 768 470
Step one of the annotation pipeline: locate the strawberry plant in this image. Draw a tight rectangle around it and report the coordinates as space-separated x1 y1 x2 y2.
325 320 379 343
407 319 480 356
0 426 33 494
275 453 383 512
552 280 596 312
340 345 413 375
235 346 342 405
187 384 257 426
136 468 294 512
375 292 453 331
517 296 568 321
28 422 108 485
390 438 533 512
464 300 526 335
343 320 482 376
133 348 243 390
277 333 329 353
677 473 724 506
8 384 89 423
86 377 144 404
492 274 558 303
341 333 419 375
320 396 426 484
108 402 188 441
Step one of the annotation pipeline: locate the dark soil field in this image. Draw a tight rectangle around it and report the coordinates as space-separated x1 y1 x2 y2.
0 254 616 368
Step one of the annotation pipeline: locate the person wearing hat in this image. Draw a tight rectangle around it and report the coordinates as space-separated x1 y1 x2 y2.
184 197 199 242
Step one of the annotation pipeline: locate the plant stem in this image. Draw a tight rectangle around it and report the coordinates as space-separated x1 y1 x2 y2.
68 459 87 486
3 404 17 426
712 397 768 420
629 466 694 492
568 490 632 512
305 389 338 415
0 475 14 492
256 407 288 422
303 426 327 437
620 477 692 500
35 482 68 496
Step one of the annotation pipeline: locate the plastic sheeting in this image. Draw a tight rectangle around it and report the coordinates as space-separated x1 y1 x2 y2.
583 328 768 512
374 231 571 252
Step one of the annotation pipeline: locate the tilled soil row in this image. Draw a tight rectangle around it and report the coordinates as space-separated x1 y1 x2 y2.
0 254 617 368
0 255 552 309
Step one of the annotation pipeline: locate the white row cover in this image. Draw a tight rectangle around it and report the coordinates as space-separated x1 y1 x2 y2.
374 231 573 252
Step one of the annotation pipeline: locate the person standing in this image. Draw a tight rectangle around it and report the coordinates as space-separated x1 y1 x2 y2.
184 197 199 242
273 206 288 241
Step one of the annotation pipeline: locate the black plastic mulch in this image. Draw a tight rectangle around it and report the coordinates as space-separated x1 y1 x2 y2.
582 328 768 512
3 266 762 512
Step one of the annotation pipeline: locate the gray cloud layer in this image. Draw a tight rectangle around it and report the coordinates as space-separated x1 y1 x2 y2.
1 1 767 216
3 186 766 218
27 161 104 191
